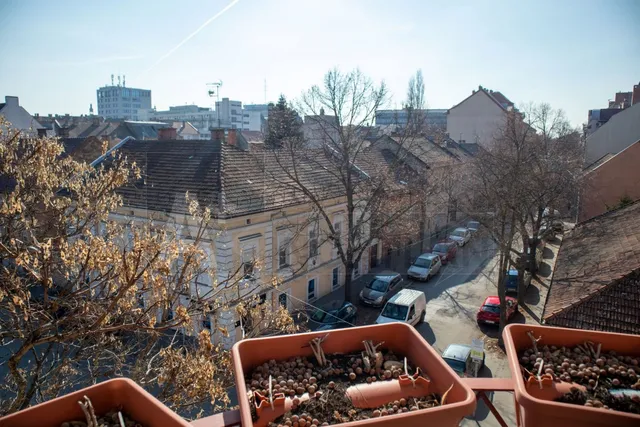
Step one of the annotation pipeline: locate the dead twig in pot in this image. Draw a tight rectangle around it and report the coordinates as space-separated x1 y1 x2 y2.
441 383 454 406
77 395 98 427
268 375 274 411
526 331 541 356
117 411 126 427
310 335 329 366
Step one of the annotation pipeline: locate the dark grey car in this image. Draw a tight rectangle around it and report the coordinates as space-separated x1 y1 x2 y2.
358 271 403 307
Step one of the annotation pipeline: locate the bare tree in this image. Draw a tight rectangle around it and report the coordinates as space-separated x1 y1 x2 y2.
0 119 295 416
257 68 431 303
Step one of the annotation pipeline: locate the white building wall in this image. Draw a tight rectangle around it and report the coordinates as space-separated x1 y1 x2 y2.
446 91 505 148
585 103 640 164
0 96 43 135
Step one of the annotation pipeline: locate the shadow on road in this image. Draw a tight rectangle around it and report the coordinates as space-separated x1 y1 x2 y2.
478 323 500 339
520 303 541 323
537 261 552 278
542 246 554 259
523 283 540 305
415 320 436 345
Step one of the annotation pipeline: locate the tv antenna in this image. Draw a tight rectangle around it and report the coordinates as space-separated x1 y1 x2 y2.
207 81 223 127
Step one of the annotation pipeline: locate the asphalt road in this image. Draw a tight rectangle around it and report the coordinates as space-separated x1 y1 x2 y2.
350 233 520 426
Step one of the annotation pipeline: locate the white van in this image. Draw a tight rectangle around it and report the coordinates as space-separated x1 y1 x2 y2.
375 289 427 326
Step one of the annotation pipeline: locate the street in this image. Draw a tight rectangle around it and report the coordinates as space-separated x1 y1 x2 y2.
315 231 555 426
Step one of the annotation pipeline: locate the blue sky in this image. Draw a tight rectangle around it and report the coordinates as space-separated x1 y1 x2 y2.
0 0 638 126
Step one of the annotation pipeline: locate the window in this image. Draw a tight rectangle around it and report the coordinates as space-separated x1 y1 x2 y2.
308 224 319 259
333 220 342 249
278 291 288 308
307 278 316 301
278 231 291 269
202 316 212 330
332 266 340 290
408 305 416 320
137 293 145 308
242 246 256 278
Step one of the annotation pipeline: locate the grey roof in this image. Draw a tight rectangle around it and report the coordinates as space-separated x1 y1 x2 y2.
387 289 425 306
442 344 472 362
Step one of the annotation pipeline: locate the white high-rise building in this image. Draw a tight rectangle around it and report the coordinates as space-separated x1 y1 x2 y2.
96 76 152 120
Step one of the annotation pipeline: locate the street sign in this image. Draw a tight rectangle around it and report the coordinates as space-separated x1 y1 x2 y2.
470 338 484 361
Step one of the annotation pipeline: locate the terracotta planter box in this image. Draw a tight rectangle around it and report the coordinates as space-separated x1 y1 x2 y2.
232 322 476 426
1 378 190 427
503 324 640 427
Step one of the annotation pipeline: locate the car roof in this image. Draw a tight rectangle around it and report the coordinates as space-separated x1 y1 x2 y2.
418 253 439 260
442 344 472 361
468 220 479 225
388 289 425 306
507 269 518 276
316 300 350 311
453 227 468 232
483 296 500 305
374 271 401 282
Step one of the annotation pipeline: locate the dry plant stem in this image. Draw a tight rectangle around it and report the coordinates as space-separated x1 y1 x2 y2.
536 358 544 389
77 395 98 427
309 336 328 366
526 331 541 356
441 383 454 406
404 357 417 388
118 411 126 427
269 375 274 411
595 343 602 360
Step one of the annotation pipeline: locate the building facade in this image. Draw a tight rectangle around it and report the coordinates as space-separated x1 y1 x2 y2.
446 86 515 148
96 81 152 120
584 102 640 165
375 109 447 130
0 96 44 136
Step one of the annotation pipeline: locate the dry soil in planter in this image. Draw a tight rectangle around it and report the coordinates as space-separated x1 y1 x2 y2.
246 349 442 426
519 340 640 415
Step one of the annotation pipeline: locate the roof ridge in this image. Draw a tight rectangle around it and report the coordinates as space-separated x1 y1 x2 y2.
545 267 640 321
218 142 228 215
576 197 640 226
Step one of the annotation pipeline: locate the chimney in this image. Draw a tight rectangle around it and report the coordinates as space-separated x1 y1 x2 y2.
92 116 100 127
211 128 225 142
5 96 19 107
633 83 640 106
227 128 237 146
158 127 177 141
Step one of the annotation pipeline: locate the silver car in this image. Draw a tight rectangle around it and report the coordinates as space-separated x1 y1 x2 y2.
359 271 403 307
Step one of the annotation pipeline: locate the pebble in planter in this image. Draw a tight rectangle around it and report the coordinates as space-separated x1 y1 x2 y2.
519 332 640 415
59 395 144 427
246 339 447 426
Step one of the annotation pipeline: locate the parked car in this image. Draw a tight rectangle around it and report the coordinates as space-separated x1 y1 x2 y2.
359 271 404 307
441 344 485 377
516 240 545 271
448 227 472 247
407 253 442 281
431 241 458 265
538 224 555 241
466 221 480 233
308 301 357 331
375 289 426 326
476 295 518 326
505 268 532 296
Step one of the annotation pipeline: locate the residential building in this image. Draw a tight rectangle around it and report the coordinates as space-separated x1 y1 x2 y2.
446 86 516 148
608 91 632 109
0 96 44 136
169 121 200 140
580 140 640 221
375 109 447 131
633 82 640 106
585 108 623 135
96 78 152 120
103 130 389 348
584 102 640 164
302 108 340 148
215 98 243 129
141 105 217 137
542 201 640 335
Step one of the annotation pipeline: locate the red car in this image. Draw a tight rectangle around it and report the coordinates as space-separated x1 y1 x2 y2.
431 241 458 264
477 295 518 325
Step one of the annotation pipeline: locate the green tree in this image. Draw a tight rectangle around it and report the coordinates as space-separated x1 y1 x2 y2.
265 94 303 148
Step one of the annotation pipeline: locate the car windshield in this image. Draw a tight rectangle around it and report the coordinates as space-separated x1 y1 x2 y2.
468 222 479 229
310 309 339 323
481 304 500 314
367 279 389 292
452 230 465 237
444 358 466 374
413 258 431 268
381 303 408 321
432 244 448 253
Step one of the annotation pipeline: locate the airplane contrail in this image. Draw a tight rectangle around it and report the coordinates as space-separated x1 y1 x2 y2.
143 0 241 74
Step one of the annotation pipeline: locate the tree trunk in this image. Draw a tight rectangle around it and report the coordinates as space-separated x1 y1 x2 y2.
343 261 354 303
528 237 539 275
516 268 526 304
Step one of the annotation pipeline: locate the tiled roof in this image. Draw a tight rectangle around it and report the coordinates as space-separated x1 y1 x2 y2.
394 136 470 168
543 201 640 331
545 269 640 335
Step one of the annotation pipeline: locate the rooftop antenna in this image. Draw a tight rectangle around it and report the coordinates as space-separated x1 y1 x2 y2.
123 75 126 87
207 81 223 127
111 74 114 86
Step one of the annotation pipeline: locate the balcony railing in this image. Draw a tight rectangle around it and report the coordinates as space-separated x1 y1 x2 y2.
191 377 516 427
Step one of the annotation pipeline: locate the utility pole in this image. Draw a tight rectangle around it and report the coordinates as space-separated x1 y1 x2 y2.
207 81 223 128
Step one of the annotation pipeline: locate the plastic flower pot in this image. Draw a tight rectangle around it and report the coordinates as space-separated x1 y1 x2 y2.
0 378 190 427
503 324 640 427
232 322 476 426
